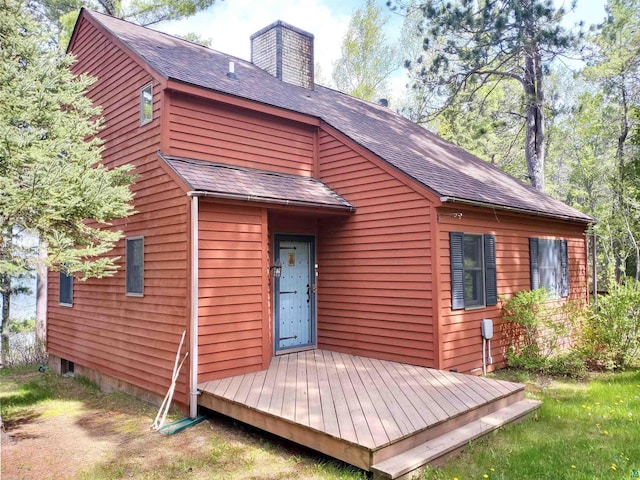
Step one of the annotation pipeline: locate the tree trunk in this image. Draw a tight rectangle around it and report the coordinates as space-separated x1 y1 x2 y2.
614 81 629 282
36 239 47 342
1 274 10 340
523 51 545 192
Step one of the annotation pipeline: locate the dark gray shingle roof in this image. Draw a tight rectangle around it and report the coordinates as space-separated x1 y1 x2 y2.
161 154 354 211
85 10 593 223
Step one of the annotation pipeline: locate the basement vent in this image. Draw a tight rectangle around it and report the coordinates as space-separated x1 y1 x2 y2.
61 358 75 375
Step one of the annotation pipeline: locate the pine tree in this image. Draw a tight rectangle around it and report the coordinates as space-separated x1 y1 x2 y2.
0 0 135 337
392 0 580 192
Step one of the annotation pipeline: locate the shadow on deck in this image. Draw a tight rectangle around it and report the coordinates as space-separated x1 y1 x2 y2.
198 350 539 479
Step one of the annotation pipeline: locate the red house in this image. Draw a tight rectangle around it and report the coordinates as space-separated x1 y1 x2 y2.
47 9 592 476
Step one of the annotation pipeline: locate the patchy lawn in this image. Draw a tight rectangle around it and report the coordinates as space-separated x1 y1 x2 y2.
0 367 365 480
421 369 640 480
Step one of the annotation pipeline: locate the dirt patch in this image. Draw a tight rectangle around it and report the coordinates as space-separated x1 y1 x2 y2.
0 370 364 480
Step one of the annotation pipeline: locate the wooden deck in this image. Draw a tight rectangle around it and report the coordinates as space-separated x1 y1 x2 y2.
198 350 537 475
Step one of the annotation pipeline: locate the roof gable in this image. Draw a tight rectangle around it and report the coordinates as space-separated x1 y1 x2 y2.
76 9 593 224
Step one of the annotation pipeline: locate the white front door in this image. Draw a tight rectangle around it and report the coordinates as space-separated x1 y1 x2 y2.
274 235 315 353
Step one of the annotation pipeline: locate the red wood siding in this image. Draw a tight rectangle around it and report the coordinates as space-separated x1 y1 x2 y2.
47 17 191 407
168 92 315 175
316 129 436 367
437 205 589 373
198 201 269 382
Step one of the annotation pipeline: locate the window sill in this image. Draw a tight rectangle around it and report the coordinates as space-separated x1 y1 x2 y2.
126 293 144 298
59 302 73 308
464 304 487 311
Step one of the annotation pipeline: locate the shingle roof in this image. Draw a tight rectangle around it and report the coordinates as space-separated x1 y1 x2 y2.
84 10 593 223
161 154 354 211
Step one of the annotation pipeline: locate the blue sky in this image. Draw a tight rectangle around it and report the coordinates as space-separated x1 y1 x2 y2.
159 0 607 99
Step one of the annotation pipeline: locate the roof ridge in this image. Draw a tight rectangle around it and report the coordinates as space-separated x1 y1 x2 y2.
83 12 593 223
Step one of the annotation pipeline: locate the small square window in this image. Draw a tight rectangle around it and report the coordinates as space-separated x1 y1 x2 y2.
126 237 144 296
59 271 73 306
140 83 153 125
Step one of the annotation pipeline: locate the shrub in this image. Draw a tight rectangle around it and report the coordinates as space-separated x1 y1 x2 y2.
580 282 640 370
501 289 586 377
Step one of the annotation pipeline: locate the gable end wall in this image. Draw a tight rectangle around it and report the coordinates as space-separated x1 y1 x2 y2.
47 16 191 408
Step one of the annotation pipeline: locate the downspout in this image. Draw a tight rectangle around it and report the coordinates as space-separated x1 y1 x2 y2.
189 193 199 418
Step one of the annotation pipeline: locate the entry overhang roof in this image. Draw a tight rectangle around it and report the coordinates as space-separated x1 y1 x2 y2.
160 153 355 212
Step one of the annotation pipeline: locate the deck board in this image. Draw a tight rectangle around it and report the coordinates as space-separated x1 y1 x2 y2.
198 349 528 471
323 350 358 443
295 352 310 426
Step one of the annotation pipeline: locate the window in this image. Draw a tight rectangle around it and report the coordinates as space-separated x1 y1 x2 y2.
59 271 73 306
450 232 497 310
530 238 569 298
140 83 153 125
126 237 144 296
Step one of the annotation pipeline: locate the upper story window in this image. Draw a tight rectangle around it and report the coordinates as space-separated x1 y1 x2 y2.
530 238 569 298
450 232 497 310
59 270 73 306
140 83 153 125
126 237 144 296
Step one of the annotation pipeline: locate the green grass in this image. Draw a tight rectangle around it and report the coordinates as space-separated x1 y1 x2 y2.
422 369 640 480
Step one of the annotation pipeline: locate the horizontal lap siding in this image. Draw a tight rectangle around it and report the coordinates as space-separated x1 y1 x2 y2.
198 202 267 382
438 206 588 373
168 93 315 176
47 18 190 407
317 129 435 367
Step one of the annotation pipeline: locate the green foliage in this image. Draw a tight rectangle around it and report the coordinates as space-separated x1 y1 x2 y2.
33 0 218 47
501 289 586 377
580 283 640 370
9 317 36 333
332 0 399 101
0 0 135 280
502 288 552 328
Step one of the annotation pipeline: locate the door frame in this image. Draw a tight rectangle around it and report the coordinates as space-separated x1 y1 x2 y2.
273 234 317 355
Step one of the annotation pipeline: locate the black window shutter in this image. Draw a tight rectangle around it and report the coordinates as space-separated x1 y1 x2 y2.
529 238 539 290
560 239 569 297
484 234 497 306
450 232 465 310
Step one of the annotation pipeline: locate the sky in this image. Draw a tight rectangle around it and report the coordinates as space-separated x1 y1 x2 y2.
158 0 607 100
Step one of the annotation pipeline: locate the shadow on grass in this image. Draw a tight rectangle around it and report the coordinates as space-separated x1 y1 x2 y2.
2 367 365 479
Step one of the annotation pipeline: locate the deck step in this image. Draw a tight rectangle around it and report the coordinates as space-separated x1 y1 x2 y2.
371 399 541 480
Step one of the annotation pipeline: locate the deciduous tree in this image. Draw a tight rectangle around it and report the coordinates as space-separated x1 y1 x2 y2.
333 0 399 102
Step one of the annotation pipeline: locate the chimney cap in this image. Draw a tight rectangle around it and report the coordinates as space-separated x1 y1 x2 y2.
250 20 314 41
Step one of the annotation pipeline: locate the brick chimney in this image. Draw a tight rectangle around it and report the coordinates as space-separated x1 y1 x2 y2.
250 20 314 89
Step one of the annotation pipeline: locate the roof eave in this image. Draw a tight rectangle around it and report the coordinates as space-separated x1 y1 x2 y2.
439 196 596 225
187 190 355 213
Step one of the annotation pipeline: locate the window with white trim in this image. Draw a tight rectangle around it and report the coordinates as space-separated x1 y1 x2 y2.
529 238 569 298
140 83 153 125
450 232 497 309
126 237 144 296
